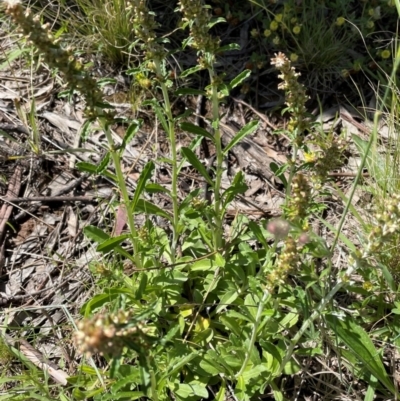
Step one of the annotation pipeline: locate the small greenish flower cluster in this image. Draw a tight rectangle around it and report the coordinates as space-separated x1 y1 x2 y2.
137 226 150 242
305 133 348 188
128 0 166 61
267 235 304 290
271 52 309 139
74 311 150 357
4 0 109 119
191 196 209 210
178 0 220 65
285 173 311 222
366 194 400 254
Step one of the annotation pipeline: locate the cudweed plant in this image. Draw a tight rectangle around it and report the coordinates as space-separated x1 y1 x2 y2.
3 0 145 272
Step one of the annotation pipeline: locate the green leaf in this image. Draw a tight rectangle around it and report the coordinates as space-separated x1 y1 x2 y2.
83 226 135 262
181 147 213 185
223 120 259 155
377 262 397 292
190 259 214 271
241 364 267 382
222 171 247 208
207 17 226 29
163 352 198 380
131 161 154 211
180 65 203 78
217 43 241 53
200 351 226 375
229 69 251 90
283 359 301 375
83 225 110 243
97 234 130 253
248 221 269 249
326 313 397 395
79 119 92 142
143 99 169 133
214 382 226 401
364 375 378 401
235 375 247 401
96 152 110 173
174 383 208 399
180 122 214 141
174 88 206 96
76 161 97 174
121 120 140 150
76 161 117 181
82 293 119 316
135 199 172 221
270 162 288 187
145 183 171 194
102 392 144 400
0 47 29 71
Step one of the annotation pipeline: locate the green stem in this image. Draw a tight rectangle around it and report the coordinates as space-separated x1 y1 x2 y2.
102 120 142 269
236 288 270 377
155 61 179 262
280 110 384 373
279 270 352 373
285 134 298 198
209 68 223 250
149 366 159 401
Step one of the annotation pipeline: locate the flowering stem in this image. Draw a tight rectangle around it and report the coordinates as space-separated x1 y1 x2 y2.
236 288 270 377
286 138 298 198
155 61 180 262
102 120 142 269
209 69 223 250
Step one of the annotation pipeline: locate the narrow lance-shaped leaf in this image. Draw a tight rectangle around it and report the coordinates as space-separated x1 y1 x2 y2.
143 99 169 133
121 120 140 150
223 120 259 155
96 152 110 174
131 161 155 211
180 65 203 78
222 170 247 208
180 122 215 141
181 147 213 186
229 69 251 90
97 234 130 253
135 199 173 222
325 313 397 396
83 226 135 262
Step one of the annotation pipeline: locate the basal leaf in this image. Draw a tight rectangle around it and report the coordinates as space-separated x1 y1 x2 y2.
326 313 397 395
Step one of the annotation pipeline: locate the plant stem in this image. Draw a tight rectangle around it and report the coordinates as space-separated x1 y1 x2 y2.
102 120 142 269
279 269 353 373
209 68 223 250
286 134 298 198
236 288 270 377
155 61 179 262
280 112 382 373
